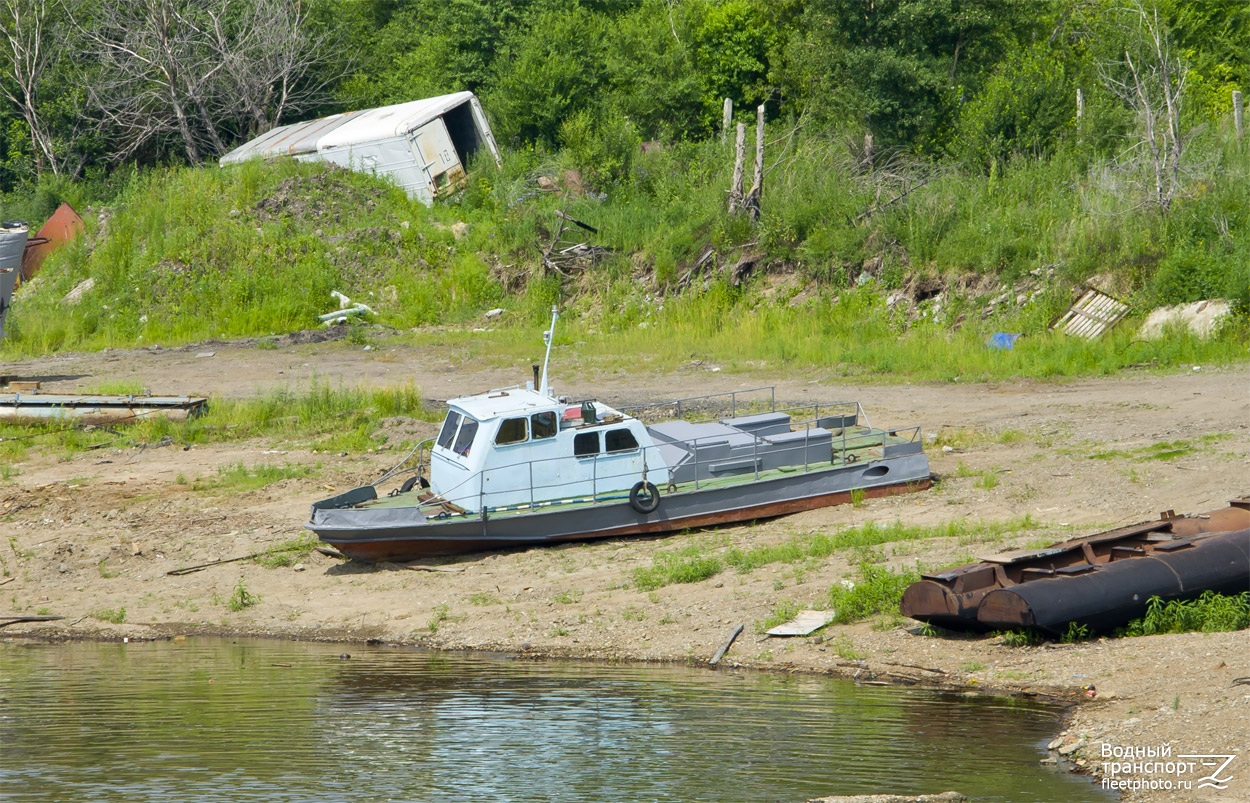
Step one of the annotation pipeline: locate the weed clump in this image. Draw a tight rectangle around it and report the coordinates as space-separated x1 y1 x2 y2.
632 545 723 590
828 562 922 624
1123 592 1250 636
226 580 261 611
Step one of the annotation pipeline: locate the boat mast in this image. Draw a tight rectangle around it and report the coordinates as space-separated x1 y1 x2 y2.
539 305 558 398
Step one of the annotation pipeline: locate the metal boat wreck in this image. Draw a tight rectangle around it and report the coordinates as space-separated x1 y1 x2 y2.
307 310 932 561
900 498 1250 636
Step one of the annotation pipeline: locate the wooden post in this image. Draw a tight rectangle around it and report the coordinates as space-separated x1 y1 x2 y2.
728 123 745 213
722 97 733 142
1076 88 1085 119
863 132 874 171
1234 90 1244 140
745 104 764 222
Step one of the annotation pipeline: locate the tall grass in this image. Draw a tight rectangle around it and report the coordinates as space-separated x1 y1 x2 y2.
5 126 1248 378
723 517 1039 573
0 383 433 458
631 516 1043 591
1123 592 1250 636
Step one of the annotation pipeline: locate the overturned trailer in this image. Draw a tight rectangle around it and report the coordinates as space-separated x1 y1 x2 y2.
900 498 1250 636
219 92 500 205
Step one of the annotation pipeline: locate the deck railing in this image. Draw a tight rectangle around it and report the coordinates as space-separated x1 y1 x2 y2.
421 416 921 517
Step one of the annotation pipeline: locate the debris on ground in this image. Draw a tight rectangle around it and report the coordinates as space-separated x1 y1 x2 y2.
1138 299 1232 340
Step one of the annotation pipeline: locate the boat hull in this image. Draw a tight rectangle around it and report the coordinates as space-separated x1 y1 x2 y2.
309 453 932 562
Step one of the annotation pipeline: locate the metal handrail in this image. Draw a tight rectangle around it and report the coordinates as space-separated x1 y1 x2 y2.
373 438 434 487
620 386 778 420
425 416 913 514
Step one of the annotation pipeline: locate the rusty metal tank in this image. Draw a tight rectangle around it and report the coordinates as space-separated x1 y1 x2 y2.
900 498 1250 634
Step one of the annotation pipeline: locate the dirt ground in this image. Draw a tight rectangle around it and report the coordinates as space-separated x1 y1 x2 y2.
2 331 1248 802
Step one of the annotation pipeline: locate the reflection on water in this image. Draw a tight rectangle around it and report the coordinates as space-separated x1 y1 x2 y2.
0 638 1110 802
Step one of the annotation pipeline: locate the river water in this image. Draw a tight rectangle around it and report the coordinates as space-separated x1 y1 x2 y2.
0 638 1110 802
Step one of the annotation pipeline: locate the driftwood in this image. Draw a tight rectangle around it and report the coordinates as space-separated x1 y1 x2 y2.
709 623 744 665
854 178 931 223
542 210 609 276
0 614 65 629
167 550 272 576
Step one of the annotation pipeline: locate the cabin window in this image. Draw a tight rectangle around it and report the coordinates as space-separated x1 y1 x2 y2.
573 431 600 457
452 418 479 456
531 411 557 440
605 428 640 454
437 411 462 450
495 417 528 446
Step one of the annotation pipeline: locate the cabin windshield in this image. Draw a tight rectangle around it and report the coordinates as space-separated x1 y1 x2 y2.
436 411 462 450
452 418 479 456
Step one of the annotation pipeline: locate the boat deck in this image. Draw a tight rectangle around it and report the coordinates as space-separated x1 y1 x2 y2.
358 424 917 520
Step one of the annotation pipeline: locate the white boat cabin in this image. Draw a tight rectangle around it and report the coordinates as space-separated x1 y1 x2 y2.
430 387 670 511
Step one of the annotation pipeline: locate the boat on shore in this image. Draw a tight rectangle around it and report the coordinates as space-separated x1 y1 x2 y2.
900 497 1250 636
307 309 932 561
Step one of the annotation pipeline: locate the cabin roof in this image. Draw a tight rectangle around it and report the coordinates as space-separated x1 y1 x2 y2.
449 387 557 421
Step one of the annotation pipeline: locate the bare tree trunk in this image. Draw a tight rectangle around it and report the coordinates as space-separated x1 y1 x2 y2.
76 0 337 164
745 104 764 222
1099 3 1190 213
199 0 335 140
728 122 745 214
0 0 60 174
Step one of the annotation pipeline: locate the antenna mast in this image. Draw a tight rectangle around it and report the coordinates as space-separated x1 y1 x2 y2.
539 306 558 397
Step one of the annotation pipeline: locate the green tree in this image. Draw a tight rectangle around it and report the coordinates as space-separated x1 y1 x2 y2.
691 0 784 132
1157 0 1250 120
782 0 1045 152
335 0 523 109
603 0 702 141
483 6 608 145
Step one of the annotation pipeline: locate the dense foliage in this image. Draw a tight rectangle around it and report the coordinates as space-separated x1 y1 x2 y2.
0 0 1247 367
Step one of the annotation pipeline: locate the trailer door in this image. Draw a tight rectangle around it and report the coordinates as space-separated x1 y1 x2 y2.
408 118 467 198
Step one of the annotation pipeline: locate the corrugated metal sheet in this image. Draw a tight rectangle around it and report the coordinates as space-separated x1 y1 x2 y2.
0 392 207 424
1052 288 1130 339
219 111 367 163
315 92 476 148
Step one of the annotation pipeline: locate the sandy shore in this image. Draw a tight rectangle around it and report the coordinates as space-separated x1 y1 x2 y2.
2 335 1247 802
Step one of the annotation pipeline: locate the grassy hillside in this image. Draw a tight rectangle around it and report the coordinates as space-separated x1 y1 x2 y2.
3 128 1247 381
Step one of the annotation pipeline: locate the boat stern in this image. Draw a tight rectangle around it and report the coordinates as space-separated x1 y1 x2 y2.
307 485 428 538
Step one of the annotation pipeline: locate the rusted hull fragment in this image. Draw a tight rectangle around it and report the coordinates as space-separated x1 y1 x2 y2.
901 498 1250 635
977 528 1249 635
